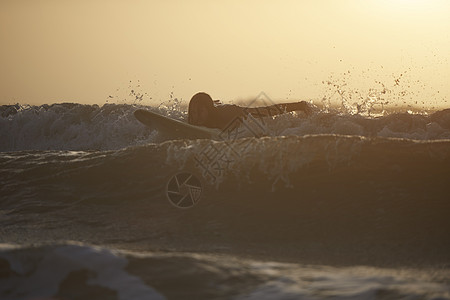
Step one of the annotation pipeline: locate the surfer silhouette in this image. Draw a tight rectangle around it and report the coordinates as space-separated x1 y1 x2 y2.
188 92 312 130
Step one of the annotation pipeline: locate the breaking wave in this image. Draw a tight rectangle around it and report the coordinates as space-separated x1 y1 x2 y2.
1 243 448 300
1 103 450 151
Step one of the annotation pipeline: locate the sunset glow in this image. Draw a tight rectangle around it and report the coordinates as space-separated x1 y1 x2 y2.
1 0 449 108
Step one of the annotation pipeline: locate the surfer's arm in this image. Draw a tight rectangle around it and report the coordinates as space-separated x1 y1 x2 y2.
245 101 312 118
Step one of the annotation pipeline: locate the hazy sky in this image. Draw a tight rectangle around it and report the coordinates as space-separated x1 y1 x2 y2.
1 0 449 108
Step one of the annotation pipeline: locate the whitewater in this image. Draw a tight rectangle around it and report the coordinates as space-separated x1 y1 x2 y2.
1 102 449 299
1 103 450 151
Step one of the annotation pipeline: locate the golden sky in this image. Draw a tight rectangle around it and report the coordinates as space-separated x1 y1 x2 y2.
1 0 449 108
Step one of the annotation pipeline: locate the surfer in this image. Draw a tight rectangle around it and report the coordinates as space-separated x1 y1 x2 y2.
188 92 312 130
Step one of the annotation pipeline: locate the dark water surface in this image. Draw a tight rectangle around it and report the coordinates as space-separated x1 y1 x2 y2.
1 103 449 299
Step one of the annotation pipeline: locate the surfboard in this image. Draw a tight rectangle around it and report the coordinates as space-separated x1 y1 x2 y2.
134 109 220 140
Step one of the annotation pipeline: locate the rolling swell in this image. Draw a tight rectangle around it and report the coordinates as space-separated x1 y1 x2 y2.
1 103 450 267
1 134 449 266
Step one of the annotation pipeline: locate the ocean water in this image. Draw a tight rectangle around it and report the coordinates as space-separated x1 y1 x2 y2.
1 103 449 299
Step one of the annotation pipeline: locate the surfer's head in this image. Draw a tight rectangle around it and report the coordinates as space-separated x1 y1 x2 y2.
188 92 215 126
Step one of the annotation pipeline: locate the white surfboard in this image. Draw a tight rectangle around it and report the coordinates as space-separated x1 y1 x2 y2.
134 109 220 140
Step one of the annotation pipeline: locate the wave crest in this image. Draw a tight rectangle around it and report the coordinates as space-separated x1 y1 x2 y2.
1 103 449 151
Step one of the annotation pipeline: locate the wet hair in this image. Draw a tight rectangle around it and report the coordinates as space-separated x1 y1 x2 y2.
188 92 215 124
